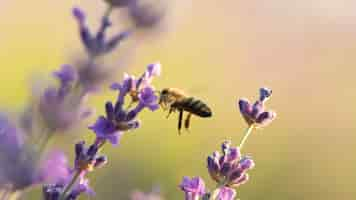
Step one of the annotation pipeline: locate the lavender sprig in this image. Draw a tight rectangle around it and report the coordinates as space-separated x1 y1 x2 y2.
238 87 276 149
89 63 161 146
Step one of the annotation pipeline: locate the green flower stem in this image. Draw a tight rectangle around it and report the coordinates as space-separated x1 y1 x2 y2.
59 170 81 200
238 125 254 150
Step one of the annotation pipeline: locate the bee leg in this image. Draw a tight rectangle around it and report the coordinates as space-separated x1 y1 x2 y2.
178 109 183 134
166 107 174 118
184 113 192 131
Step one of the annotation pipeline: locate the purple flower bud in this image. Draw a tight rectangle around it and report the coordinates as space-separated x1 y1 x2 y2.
216 187 236 200
43 184 62 200
72 7 86 24
128 0 166 30
104 31 131 53
105 101 115 120
38 151 71 185
53 64 78 85
227 169 242 183
220 162 232 176
239 157 255 171
221 141 231 152
87 145 98 158
75 141 85 158
259 87 272 102
147 63 161 78
226 147 240 162
238 88 276 128
89 116 117 137
251 101 264 119
229 174 249 187
208 142 254 188
138 87 159 111
207 156 220 182
180 176 206 200
94 156 108 168
256 111 277 127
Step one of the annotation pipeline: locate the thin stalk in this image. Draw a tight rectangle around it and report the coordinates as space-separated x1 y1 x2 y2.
238 125 254 150
58 171 81 200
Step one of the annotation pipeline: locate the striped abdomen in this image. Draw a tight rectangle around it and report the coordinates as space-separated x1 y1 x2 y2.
173 97 212 117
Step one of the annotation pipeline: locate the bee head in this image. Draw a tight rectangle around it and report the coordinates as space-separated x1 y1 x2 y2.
158 88 171 109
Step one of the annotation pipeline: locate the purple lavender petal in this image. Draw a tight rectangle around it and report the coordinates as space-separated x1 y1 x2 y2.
37 151 71 184
110 82 122 90
72 7 86 24
239 157 255 171
53 64 77 85
106 132 121 145
138 87 159 111
256 111 276 127
146 63 161 77
216 187 236 200
104 31 130 53
259 87 272 102
89 116 117 137
180 176 206 196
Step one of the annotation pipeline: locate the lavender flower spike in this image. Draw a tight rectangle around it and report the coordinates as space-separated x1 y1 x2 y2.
89 64 160 146
215 187 236 200
72 6 130 57
39 65 92 132
207 141 255 188
180 176 206 200
238 87 276 128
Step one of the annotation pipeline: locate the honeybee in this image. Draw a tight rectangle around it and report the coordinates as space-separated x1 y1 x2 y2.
159 88 212 133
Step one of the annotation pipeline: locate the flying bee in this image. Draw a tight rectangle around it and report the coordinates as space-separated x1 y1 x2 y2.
159 88 212 133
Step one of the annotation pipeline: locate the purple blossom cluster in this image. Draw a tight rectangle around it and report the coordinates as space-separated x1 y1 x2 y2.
89 63 160 146
238 88 276 128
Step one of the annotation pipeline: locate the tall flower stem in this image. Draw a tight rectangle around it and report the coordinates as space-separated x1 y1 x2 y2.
238 125 254 150
58 170 81 200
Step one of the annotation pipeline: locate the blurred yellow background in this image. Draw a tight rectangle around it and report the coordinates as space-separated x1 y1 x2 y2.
0 0 355 199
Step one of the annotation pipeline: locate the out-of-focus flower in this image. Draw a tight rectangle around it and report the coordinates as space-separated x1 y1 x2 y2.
215 187 236 200
72 7 130 58
238 87 276 128
38 151 72 184
39 65 92 132
130 189 164 200
207 141 254 188
104 0 132 7
128 0 167 30
179 176 206 200
0 115 74 191
89 63 160 146
0 114 35 191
